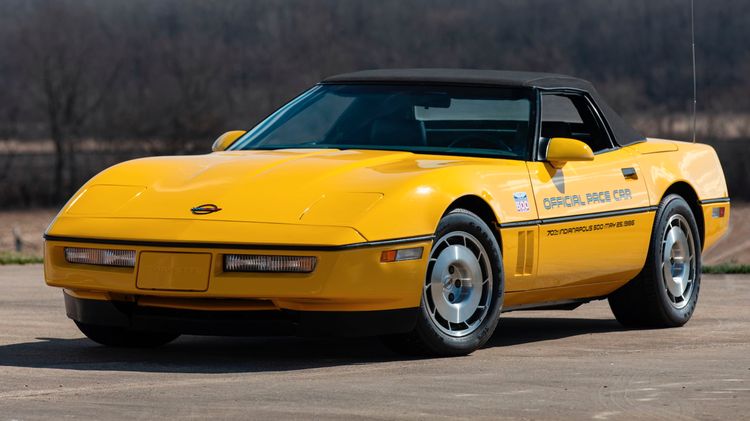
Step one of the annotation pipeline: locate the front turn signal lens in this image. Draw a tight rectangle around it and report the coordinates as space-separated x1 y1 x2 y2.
64 247 136 267
380 247 423 263
224 254 317 273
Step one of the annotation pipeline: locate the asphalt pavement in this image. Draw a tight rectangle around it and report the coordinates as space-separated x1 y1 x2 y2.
0 264 748 420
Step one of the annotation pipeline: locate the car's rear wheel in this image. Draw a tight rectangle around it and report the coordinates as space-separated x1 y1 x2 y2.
75 322 180 348
382 209 503 356
608 194 701 327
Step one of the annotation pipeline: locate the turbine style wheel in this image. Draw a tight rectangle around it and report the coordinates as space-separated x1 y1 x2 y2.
425 231 493 338
609 194 702 328
661 214 697 309
75 322 180 348
382 208 504 356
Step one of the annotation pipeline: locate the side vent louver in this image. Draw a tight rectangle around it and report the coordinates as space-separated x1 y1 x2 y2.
515 230 535 276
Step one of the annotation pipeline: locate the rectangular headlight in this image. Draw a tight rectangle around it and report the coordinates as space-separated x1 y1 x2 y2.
64 247 136 268
224 254 317 273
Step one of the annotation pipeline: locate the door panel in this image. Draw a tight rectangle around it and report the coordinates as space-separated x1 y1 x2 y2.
527 147 652 289
483 161 540 293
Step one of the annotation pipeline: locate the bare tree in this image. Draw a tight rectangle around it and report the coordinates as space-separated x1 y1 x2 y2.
14 1 119 201
0 0 749 205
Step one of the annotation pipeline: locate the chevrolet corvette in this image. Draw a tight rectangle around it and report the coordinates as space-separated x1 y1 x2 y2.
44 69 730 356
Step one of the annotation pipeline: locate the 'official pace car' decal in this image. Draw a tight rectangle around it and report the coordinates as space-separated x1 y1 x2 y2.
542 188 633 210
513 192 530 213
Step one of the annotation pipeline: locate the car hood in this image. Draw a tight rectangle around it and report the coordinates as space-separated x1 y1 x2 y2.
61 148 463 227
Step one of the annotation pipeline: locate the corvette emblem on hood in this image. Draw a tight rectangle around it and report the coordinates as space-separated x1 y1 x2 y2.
191 204 222 215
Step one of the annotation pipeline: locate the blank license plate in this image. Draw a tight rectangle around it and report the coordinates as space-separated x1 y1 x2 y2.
136 252 211 291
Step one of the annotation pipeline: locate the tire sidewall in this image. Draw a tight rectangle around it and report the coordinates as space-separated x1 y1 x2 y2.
650 195 702 325
415 210 504 355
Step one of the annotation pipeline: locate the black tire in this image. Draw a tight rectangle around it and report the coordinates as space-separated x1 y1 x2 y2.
382 209 504 356
608 194 702 328
75 322 180 348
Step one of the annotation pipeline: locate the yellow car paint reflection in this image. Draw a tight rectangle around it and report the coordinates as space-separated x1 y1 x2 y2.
43 70 730 349
45 141 728 310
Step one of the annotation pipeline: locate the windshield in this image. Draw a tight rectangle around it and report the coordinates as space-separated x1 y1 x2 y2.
231 84 533 159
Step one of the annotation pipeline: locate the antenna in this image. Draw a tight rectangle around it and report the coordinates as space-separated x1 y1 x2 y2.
690 0 697 143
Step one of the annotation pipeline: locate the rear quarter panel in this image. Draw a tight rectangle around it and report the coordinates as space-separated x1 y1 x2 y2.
630 139 729 251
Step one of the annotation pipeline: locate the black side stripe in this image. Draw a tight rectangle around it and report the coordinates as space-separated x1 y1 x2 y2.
699 197 730 205
42 201 722 249
42 234 435 252
499 206 658 229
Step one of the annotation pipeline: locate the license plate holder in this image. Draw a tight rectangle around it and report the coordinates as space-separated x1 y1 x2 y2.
137 252 211 291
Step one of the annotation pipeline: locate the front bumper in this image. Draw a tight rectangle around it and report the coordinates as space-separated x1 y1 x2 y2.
64 293 419 337
44 236 432 312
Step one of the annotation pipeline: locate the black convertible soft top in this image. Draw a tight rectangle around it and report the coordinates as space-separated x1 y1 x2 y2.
324 69 645 146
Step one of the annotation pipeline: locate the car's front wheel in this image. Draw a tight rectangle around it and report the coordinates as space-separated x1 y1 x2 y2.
383 209 504 356
608 194 702 327
75 322 180 348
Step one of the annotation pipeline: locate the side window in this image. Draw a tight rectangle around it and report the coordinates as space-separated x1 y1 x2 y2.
540 94 612 155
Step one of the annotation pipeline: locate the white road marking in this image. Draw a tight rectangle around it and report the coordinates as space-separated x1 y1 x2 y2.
592 411 621 420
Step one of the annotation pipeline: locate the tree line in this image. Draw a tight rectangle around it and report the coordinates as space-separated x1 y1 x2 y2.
0 0 748 202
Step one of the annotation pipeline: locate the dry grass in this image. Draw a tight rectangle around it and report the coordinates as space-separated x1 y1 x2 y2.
631 113 750 140
0 209 57 256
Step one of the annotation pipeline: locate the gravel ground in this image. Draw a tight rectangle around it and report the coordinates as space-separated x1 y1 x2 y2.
0 265 748 420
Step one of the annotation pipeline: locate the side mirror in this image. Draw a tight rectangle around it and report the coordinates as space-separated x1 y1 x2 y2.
212 130 247 152
545 137 594 168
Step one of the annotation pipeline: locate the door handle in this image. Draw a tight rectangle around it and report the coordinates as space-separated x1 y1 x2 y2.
621 167 638 179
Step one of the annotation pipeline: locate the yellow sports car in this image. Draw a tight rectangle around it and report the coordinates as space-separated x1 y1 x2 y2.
44 69 729 356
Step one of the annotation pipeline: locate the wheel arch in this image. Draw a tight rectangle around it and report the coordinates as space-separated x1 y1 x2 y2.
444 195 502 248
661 181 705 247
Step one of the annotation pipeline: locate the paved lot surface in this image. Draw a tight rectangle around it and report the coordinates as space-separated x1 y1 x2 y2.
0 265 748 420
